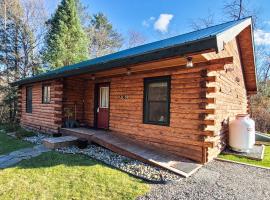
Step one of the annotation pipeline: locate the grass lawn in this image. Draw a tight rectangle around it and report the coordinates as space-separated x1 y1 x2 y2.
219 146 270 168
0 151 149 200
0 129 33 155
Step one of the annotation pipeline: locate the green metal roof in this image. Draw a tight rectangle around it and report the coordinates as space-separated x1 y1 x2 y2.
12 17 252 86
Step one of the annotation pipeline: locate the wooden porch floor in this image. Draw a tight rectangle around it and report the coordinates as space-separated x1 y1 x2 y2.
60 127 202 177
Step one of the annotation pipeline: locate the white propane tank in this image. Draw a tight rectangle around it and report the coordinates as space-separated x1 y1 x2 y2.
229 114 255 152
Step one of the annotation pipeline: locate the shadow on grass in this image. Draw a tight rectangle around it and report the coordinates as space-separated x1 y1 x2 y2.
0 131 34 155
14 151 99 169
9 151 151 184
0 152 150 200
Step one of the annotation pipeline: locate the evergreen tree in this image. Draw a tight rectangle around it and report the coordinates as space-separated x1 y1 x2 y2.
86 13 123 58
43 0 88 68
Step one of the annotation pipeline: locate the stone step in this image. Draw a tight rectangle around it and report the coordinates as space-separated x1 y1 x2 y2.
43 136 78 149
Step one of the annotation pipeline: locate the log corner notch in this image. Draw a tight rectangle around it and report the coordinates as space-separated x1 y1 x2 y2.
53 79 64 131
17 86 22 122
197 56 233 163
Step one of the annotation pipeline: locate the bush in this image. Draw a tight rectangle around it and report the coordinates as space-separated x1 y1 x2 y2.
0 123 36 138
0 105 10 123
0 123 20 132
250 92 270 133
15 128 36 139
251 107 270 133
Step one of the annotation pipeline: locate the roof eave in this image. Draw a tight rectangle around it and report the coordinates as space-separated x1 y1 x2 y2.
216 17 257 92
216 17 252 52
12 36 217 87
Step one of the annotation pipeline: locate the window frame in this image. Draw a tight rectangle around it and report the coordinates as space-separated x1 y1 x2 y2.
26 86 32 113
143 76 171 126
42 84 51 104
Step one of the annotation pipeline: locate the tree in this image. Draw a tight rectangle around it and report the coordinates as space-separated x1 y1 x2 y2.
0 0 47 79
189 11 215 30
126 30 147 48
0 0 47 122
223 0 260 28
43 0 88 68
86 13 123 58
223 0 246 20
223 0 269 132
256 45 270 82
20 0 48 76
75 0 91 28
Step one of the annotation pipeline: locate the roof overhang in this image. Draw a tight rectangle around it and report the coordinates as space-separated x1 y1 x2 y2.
216 18 253 52
216 18 257 93
11 37 217 86
12 17 257 91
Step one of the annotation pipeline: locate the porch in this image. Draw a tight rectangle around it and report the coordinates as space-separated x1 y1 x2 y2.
60 127 202 177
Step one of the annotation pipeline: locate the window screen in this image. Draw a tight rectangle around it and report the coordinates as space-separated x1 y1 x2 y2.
26 86 32 113
144 76 170 125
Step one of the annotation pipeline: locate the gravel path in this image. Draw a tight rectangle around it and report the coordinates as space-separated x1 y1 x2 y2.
23 134 181 182
138 160 270 200
56 145 181 182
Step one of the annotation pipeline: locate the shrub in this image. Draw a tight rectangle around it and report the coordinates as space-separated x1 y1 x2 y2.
15 128 36 139
250 91 270 133
0 123 36 138
0 105 10 123
0 123 20 132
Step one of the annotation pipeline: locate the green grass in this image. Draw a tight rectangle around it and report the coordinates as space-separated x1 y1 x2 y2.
219 146 270 168
0 129 33 155
15 127 36 139
0 123 36 139
0 152 149 200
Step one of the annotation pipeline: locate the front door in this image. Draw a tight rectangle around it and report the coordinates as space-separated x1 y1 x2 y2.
97 83 110 129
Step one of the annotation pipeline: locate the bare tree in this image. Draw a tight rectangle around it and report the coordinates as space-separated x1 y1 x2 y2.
223 0 260 28
223 1 269 132
223 0 245 20
189 11 215 30
0 0 48 122
257 48 270 82
127 30 147 48
0 0 47 79
20 0 48 76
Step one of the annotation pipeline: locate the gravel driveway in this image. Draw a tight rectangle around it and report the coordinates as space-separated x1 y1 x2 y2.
138 160 270 200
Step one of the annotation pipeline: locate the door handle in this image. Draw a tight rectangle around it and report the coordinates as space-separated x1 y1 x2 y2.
97 107 99 113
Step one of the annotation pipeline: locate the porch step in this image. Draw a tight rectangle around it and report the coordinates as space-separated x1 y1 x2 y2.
43 136 78 149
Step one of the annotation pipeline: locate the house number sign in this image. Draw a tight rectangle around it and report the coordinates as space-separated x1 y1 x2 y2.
120 95 128 99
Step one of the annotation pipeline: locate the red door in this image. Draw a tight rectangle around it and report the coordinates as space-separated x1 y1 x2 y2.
97 83 110 129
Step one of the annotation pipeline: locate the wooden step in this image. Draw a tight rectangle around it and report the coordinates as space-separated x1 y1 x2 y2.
43 136 78 149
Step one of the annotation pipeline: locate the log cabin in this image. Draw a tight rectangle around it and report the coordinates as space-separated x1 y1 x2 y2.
12 17 257 164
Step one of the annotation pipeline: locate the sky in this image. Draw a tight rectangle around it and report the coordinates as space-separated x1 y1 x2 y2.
46 0 270 48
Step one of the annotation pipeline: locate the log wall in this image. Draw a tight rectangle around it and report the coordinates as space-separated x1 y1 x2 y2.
203 38 248 161
18 38 249 163
79 61 229 163
20 79 63 133
62 77 85 123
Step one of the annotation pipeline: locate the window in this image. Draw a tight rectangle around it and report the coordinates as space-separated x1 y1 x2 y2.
26 86 32 113
143 76 171 126
42 84 51 104
100 87 109 108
